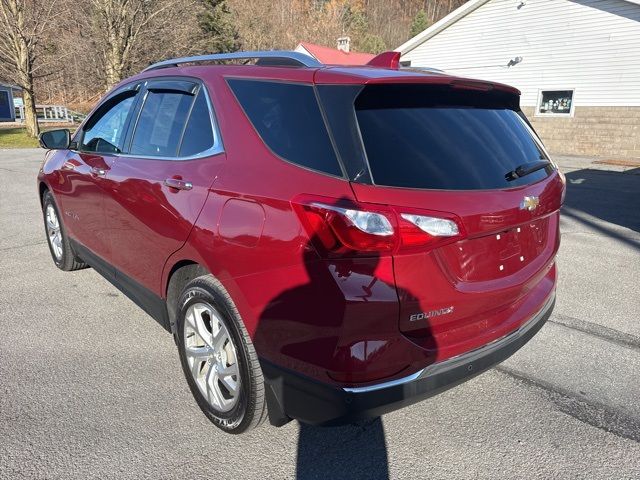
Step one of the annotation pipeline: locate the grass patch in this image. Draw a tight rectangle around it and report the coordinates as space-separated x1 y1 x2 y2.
0 126 73 149
0 127 41 148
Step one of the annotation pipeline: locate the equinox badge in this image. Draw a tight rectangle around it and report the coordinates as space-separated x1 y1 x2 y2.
410 306 455 322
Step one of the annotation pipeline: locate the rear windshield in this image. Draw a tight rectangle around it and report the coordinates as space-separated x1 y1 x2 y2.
354 84 551 190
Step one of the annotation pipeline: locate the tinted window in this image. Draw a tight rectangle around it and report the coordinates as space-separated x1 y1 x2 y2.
81 94 135 153
130 90 194 157
0 90 11 118
179 90 215 157
355 85 551 190
228 79 341 176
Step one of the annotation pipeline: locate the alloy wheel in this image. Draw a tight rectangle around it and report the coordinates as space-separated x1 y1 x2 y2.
183 302 241 413
45 204 63 260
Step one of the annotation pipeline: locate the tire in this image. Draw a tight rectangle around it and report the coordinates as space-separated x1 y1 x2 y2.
42 190 87 271
176 275 267 434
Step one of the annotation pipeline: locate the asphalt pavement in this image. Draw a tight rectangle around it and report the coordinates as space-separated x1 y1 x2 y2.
0 149 638 480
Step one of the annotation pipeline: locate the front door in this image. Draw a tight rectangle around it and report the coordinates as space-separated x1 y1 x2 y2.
57 89 138 261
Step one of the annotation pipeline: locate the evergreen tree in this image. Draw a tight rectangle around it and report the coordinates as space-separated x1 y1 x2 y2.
346 8 387 53
197 0 241 53
360 34 387 54
409 9 429 38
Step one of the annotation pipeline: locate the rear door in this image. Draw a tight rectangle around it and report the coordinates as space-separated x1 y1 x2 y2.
346 83 565 361
104 78 225 294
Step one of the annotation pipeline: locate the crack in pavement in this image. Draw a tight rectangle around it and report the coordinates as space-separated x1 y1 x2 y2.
0 241 46 252
495 366 640 443
549 314 640 352
0 166 22 173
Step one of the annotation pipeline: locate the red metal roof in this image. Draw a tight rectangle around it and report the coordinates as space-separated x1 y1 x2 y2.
297 42 375 66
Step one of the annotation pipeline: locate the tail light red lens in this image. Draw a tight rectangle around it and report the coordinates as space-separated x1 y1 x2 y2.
293 200 396 255
398 212 464 250
292 196 466 257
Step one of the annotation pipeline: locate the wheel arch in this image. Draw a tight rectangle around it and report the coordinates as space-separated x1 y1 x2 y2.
161 232 257 339
38 181 49 205
165 260 211 333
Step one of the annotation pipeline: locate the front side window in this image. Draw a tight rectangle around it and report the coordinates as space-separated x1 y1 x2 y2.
537 90 574 116
130 90 194 157
228 79 342 176
81 94 136 153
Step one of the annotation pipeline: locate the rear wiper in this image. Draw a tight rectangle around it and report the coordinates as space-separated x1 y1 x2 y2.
505 160 551 181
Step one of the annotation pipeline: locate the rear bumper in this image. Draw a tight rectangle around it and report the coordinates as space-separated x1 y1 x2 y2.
262 292 555 426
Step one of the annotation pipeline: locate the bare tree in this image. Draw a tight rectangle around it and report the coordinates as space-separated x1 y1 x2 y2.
0 0 62 137
90 0 175 89
21 0 466 115
227 0 466 54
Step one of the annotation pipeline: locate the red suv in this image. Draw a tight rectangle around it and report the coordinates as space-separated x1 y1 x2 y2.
37 51 564 434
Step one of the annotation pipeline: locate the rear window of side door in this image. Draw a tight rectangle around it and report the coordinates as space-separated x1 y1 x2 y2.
102 77 225 294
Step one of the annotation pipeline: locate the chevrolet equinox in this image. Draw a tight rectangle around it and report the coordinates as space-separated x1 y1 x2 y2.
37 50 565 434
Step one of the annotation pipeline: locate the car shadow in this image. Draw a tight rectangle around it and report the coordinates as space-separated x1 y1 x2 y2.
562 168 640 248
296 418 390 480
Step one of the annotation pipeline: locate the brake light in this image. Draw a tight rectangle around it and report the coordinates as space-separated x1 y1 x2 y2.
292 196 465 257
450 79 493 91
293 200 396 255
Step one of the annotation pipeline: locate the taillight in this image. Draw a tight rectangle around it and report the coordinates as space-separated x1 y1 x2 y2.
400 214 459 236
397 210 465 251
293 199 396 256
292 196 465 257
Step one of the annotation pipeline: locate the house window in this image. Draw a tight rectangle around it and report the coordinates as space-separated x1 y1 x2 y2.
0 90 11 119
537 90 574 116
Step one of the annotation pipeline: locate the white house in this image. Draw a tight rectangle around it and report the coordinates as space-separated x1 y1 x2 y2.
397 0 640 159
0 83 16 122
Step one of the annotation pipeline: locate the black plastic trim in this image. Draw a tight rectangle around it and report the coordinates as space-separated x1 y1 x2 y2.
262 292 555 426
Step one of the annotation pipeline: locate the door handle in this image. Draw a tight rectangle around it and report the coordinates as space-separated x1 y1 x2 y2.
91 167 106 177
164 178 193 191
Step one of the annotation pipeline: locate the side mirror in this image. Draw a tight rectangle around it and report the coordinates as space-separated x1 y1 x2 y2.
39 129 71 150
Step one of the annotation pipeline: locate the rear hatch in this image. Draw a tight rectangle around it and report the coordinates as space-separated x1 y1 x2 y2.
320 81 565 362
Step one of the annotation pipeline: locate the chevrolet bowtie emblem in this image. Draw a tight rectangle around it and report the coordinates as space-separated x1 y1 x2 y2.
520 196 540 212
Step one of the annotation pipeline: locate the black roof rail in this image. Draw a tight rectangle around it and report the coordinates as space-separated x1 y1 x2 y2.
143 51 322 72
